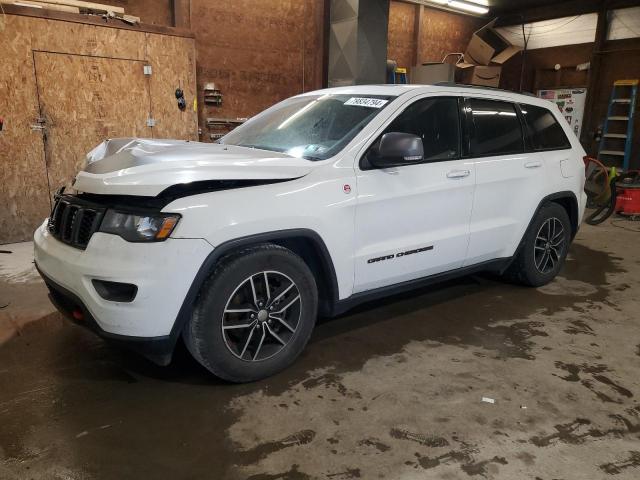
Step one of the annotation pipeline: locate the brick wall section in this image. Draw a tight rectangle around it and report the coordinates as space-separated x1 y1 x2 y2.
387 1 482 70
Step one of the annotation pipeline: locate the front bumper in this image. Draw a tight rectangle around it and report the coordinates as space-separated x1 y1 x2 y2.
39 269 178 365
34 221 213 342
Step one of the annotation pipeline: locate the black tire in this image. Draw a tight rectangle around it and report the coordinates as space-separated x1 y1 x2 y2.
503 202 571 287
183 244 318 382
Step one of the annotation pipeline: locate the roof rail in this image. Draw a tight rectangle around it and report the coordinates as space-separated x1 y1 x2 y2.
433 82 537 97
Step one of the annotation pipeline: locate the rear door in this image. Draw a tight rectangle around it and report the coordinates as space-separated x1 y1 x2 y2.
463 97 547 265
518 102 575 195
353 95 475 293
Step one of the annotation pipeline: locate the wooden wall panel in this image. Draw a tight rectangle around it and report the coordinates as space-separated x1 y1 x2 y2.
387 1 415 70
34 53 153 194
146 33 198 140
303 0 325 92
0 15 52 244
418 7 483 64
111 0 174 26
191 0 325 140
29 17 147 60
387 1 482 73
0 13 197 243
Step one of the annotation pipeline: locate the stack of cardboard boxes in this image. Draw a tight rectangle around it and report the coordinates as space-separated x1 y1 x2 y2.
410 19 521 88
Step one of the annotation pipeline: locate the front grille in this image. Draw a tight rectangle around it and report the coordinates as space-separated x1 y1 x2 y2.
48 196 105 249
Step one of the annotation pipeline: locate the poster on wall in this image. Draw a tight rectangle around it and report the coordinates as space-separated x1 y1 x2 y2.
537 88 587 139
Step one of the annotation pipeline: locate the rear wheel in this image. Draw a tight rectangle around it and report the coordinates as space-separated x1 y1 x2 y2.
184 244 318 382
504 203 571 287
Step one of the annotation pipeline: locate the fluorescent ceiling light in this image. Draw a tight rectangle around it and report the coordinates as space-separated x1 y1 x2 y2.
423 0 489 15
448 1 489 14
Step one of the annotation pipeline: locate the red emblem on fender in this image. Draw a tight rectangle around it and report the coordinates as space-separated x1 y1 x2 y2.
343 184 351 194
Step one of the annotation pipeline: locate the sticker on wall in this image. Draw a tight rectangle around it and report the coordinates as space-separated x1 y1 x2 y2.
344 98 388 108
538 88 587 138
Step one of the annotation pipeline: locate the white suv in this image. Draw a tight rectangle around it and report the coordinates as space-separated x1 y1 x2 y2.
34 84 587 382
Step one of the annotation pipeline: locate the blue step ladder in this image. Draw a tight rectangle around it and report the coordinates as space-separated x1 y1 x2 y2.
598 79 638 171
387 67 407 84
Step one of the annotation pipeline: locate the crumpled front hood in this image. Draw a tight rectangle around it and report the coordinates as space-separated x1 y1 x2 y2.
73 138 314 196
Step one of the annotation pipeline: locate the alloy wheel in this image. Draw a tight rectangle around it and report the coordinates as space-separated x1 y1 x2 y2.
534 217 565 274
221 270 301 361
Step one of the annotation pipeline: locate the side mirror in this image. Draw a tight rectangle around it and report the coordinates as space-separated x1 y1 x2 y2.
370 132 424 168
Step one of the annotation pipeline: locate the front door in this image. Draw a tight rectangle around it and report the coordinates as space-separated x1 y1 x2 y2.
353 96 475 294
33 52 153 197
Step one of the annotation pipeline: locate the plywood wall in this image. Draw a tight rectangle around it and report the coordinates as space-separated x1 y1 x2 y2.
146 33 198 139
34 52 154 194
418 7 483 64
387 1 415 70
0 15 52 244
191 0 325 141
0 13 197 244
387 1 482 71
111 0 174 26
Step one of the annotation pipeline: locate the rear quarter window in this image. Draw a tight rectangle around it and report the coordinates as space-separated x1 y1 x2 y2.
520 103 571 151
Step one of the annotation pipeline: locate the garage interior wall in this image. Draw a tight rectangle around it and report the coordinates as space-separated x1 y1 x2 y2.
500 34 640 170
96 0 326 130
0 11 198 244
109 0 174 26
387 1 483 72
192 0 325 140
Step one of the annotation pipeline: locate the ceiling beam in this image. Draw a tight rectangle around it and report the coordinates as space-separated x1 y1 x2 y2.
495 0 640 27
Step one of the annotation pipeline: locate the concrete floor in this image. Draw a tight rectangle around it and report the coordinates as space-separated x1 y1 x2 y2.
1 220 639 480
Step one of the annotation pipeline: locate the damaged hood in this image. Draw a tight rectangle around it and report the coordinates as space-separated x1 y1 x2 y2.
73 138 315 196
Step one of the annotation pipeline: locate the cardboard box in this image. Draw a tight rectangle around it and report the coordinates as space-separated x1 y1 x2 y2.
464 19 521 66
410 63 455 84
448 18 521 88
457 65 502 88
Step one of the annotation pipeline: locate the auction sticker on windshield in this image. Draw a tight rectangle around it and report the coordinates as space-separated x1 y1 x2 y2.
344 97 388 108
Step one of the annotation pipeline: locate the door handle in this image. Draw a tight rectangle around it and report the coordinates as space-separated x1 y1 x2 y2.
524 161 542 169
447 169 470 178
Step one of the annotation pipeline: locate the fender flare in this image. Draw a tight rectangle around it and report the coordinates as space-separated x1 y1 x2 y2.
169 228 340 341
501 190 579 273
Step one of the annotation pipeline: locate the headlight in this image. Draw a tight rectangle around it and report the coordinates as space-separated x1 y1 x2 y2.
99 210 180 242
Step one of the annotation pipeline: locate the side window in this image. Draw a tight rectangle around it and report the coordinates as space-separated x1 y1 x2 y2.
467 98 524 156
520 103 571 150
363 97 460 167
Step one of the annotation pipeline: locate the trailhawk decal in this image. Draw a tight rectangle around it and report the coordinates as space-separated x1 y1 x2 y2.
344 97 388 108
367 245 434 264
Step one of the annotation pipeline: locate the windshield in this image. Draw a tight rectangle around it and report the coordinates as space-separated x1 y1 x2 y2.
220 94 395 160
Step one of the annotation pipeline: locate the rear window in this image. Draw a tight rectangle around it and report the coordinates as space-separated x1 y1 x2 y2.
467 98 524 157
520 103 571 151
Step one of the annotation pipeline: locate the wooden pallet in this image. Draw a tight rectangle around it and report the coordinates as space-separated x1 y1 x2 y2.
1 0 140 23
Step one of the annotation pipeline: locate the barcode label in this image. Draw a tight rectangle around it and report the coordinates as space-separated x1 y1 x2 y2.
344 97 388 108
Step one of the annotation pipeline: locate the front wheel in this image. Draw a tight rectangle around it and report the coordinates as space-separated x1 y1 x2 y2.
183 244 318 382
504 203 571 287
